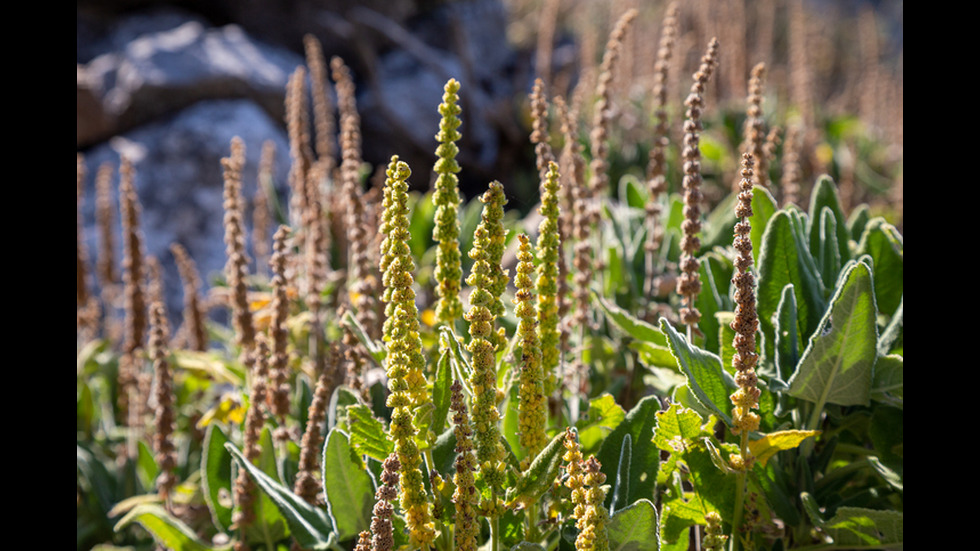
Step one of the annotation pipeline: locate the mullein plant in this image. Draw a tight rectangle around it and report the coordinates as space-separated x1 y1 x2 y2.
433 78 464 326
380 156 437 549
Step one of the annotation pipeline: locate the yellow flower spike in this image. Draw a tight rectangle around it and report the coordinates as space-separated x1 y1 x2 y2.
536 161 562 384
433 78 464 326
379 156 436 548
515 234 547 464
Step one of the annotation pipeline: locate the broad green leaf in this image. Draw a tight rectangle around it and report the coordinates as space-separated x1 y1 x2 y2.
823 507 903 548
855 218 903 316
115 504 224 551
788 261 877 408
201 425 233 531
660 495 707 546
630 340 679 370
773 284 800 384
576 393 626 452
807 176 850 265
346 404 394 463
817 207 842 289
871 354 903 409
878 298 903 357
749 185 778 266
595 293 668 346
653 404 706 453
506 431 566 509
596 396 661 509
747 430 819 467
757 210 826 362
511 543 546 551
608 499 660 551
322 429 376 541
660 320 735 426
225 443 336 550
685 446 735 525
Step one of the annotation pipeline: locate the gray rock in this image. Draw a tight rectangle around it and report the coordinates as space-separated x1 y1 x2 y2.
79 99 292 323
77 19 303 148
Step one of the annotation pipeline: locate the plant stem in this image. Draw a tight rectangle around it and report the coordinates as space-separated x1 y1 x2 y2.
490 514 500 551
730 430 750 551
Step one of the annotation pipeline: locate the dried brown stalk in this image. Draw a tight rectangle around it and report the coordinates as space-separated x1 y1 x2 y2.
676 37 719 332
222 136 255 351
171 243 208 352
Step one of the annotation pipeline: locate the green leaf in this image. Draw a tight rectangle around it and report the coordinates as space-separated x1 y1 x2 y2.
609 434 631 515
871 354 903 409
608 499 660 551
505 431 566 509
817 207 843 289
430 342 454 437
619 173 647 210
773 284 800 384
653 404 706 453
757 210 826 362
661 494 705 546
249 428 290 544
807 175 850 265
788 261 877 408
201 424 234 532
575 393 626 452
596 396 661 510
346 404 395 463
855 218 903 316
115 504 225 551
322 428 376 541
225 443 336 550
595 293 668 346
823 507 904 548
715 311 736 377
696 253 728 354
749 185 778 267
660 320 735 426
847 204 870 242
878 299 903 356
136 440 160 492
